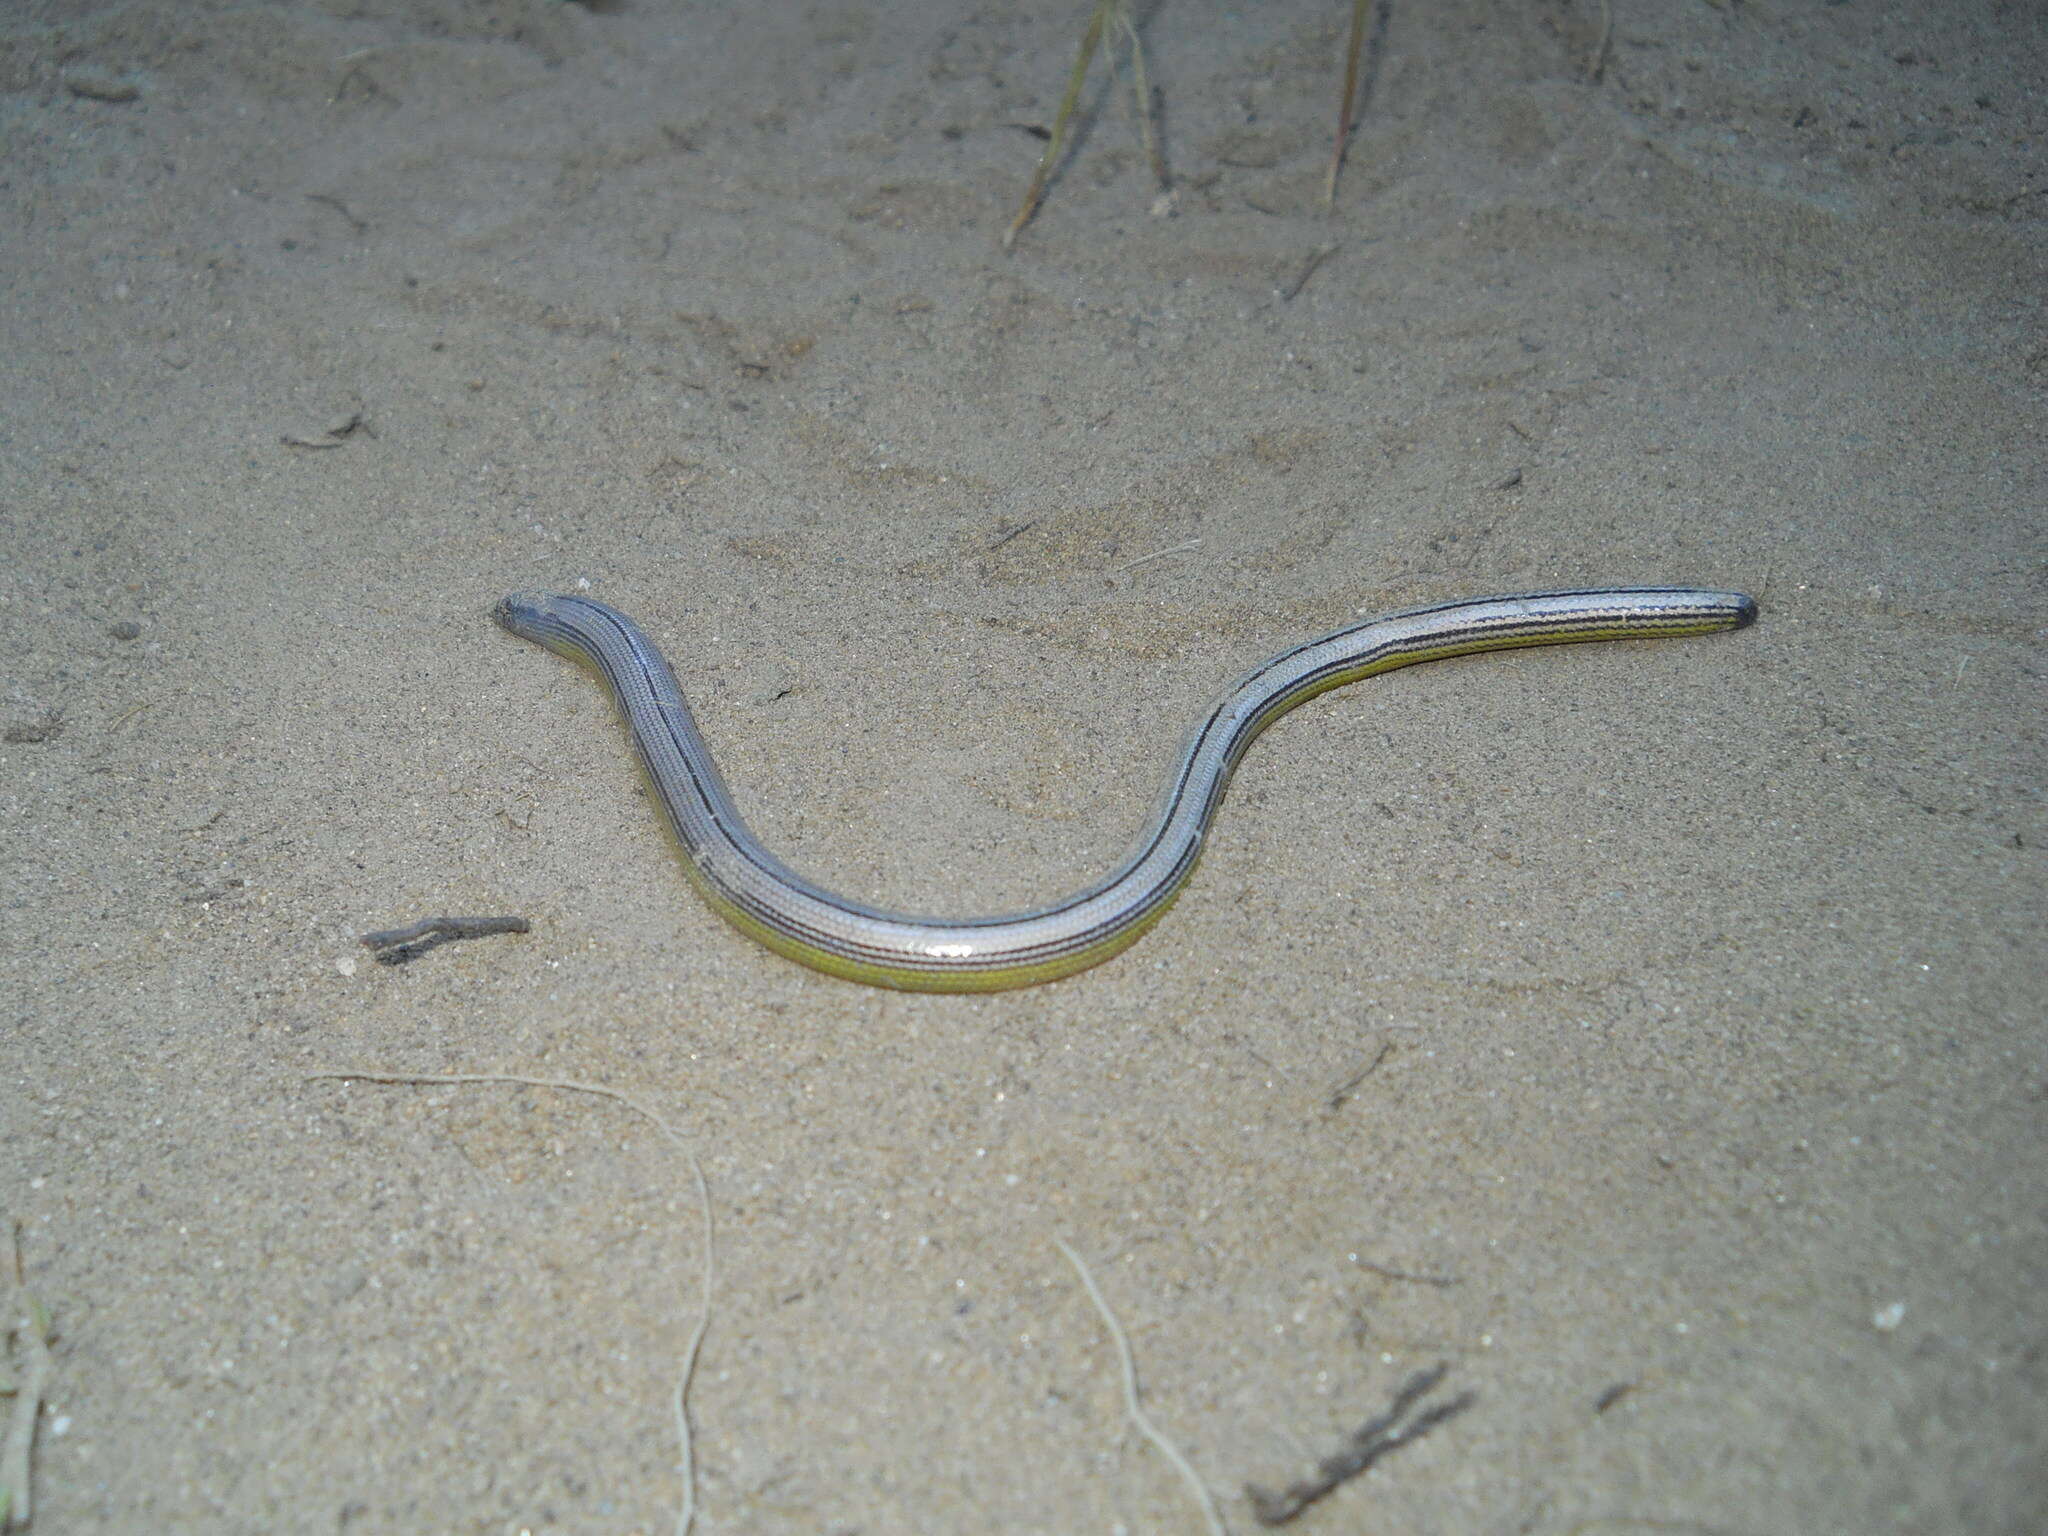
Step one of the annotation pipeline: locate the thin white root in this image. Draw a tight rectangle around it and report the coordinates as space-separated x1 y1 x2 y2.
1056 1238 1226 1536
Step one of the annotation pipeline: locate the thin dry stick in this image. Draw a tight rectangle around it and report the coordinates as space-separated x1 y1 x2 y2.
1056 1239 1226 1536
1323 0 1371 209
1245 1361 1475 1525
360 915 531 951
309 1071 714 1536
1 1225 53 1532
1117 537 1202 574
1109 5 1168 195
1585 0 1614 83
1005 2 1112 249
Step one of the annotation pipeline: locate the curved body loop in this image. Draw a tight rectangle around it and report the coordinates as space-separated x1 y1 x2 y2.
496 585 1756 990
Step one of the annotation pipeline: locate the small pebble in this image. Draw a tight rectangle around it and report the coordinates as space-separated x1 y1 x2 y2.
64 69 141 103
109 619 143 640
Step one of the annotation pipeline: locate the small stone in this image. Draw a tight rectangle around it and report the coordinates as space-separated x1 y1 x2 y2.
64 69 142 103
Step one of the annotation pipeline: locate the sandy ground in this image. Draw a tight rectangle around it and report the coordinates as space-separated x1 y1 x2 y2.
2 1 2043 1532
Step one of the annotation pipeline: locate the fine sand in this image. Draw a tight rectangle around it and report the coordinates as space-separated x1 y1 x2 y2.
3 2 2042 1532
